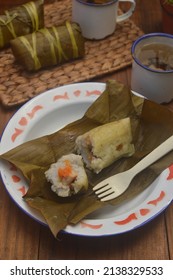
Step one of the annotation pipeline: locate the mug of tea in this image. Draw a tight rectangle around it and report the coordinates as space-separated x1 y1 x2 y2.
131 33 173 104
72 0 136 40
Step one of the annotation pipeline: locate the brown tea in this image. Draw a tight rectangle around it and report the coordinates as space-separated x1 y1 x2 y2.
136 43 173 71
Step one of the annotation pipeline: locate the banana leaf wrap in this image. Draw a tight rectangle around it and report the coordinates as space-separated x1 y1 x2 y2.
0 0 44 49
10 21 85 71
1 80 173 238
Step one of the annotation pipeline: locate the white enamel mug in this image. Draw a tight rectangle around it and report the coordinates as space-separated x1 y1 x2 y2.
72 0 136 40
131 33 173 104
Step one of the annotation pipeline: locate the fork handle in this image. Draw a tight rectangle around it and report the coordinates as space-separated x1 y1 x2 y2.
130 135 173 175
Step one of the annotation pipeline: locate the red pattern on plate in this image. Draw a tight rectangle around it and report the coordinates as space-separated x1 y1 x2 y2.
12 175 21 183
167 164 173 180
19 117 28 126
114 191 165 226
11 105 43 143
147 191 165 206
27 105 43 119
11 128 23 142
140 208 150 216
53 92 69 101
86 90 102 97
18 186 26 196
114 213 137 225
80 221 103 229
73 90 81 97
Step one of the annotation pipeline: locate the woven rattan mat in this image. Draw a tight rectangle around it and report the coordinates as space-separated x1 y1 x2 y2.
0 0 143 107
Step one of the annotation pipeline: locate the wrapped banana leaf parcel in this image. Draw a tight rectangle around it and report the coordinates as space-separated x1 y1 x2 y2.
0 0 44 49
1 80 173 238
10 21 85 71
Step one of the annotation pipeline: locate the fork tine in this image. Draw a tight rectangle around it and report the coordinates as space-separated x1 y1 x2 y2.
94 184 110 195
97 189 114 199
100 193 116 202
93 181 108 191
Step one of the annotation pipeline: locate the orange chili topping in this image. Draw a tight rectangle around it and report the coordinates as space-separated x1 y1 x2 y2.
58 160 73 178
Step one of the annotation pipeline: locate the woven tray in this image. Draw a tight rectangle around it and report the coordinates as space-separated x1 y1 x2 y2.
0 0 143 107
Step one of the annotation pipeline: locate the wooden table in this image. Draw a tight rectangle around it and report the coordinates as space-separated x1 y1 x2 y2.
0 0 173 260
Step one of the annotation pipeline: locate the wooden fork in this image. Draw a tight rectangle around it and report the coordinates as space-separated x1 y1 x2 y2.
93 135 173 202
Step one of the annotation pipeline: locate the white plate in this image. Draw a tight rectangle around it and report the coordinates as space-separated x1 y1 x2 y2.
0 82 173 237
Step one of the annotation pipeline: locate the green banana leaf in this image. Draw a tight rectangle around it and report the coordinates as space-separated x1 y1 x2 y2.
0 0 44 49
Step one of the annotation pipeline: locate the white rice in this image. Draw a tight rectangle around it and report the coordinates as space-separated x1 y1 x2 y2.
45 154 88 197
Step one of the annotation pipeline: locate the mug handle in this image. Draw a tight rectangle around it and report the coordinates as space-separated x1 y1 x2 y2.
116 0 136 23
